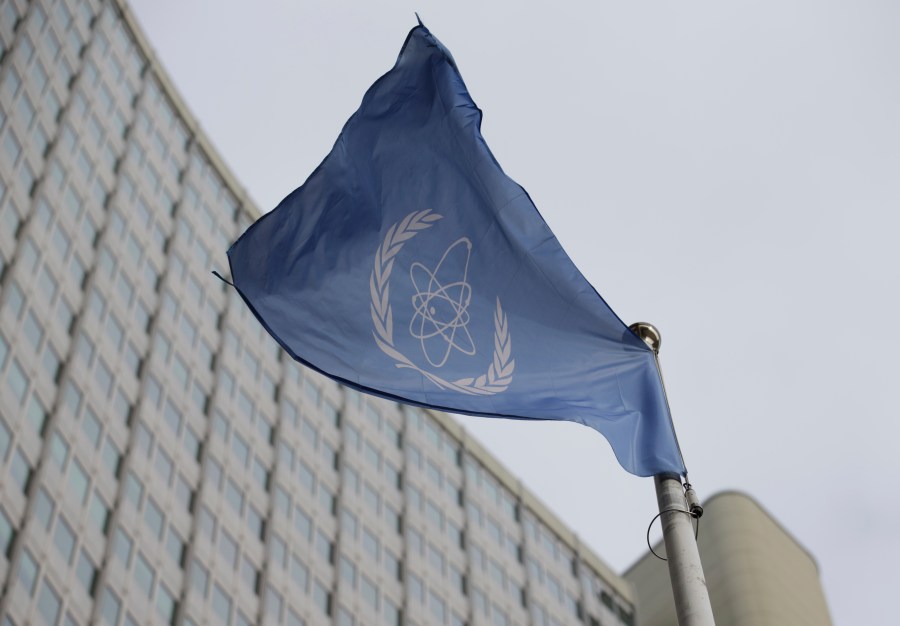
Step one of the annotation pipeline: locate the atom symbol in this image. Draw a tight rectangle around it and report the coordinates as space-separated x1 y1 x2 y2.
409 237 476 368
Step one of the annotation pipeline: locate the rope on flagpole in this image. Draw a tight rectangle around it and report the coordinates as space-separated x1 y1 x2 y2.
646 504 701 561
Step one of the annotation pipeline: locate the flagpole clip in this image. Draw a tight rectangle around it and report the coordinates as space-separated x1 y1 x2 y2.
683 481 703 519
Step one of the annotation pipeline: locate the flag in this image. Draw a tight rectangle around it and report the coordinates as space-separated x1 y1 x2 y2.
226 23 685 477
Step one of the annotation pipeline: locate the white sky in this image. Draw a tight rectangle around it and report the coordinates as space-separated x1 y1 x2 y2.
129 2 900 624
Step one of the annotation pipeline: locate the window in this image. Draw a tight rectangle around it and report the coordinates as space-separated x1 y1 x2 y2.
247 505 265 540
89 492 110 535
125 472 143 506
76 550 98 596
50 433 70 468
225 479 244 514
17 549 38 595
156 585 177 624
212 583 232 623
294 504 312 541
313 580 331 616
318 485 335 515
362 527 379 560
34 488 55 530
430 590 447 624
103 438 122 477
270 532 287 568
428 544 444 574
265 585 284 620
166 527 185 566
315 530 333 564
340 555 357 588
134 552 155 598
191 559 209 596
240 555 259 594
53 516 76 563
144 498 164 539
114 528 133 566
341 510 358 538
10 447 31 492
407 572 424 604
37 580 62 626
384 549 401 581
290 554 308 590
101 587 121 625
0 509 15 556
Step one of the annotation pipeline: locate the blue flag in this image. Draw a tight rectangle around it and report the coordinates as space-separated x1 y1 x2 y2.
227 24 685 477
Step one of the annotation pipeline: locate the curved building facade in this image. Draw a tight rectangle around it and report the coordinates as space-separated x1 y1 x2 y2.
625 491 832 626
0 1 637 625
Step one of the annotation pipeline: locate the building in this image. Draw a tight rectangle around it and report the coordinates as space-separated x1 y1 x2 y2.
625 491 833 626
0 1 638 625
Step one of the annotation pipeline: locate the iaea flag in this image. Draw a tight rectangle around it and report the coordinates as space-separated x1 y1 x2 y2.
226 24 685 477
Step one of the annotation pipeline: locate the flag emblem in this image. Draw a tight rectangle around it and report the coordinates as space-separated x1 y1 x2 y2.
370 209 515 395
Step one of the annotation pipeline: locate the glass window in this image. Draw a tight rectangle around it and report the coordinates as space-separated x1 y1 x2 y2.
101 587 121 625
191 559 209 596
102 438 122 477
76 549 97 596
50 432 70 468
144 498 164 539
89 492 110 535
265 585 284 620
17 549 38 595
0 417 9 463
125 472 143 506
37 580 62 625
163 400 182 434
315 530 333 563
342 510 358 538
34 488 55 530
156 585 176 624
294 504 312 541
212 583 232 623
114 528 133 566
225 479 244 514
6 359 28 405
134 552 155 597
240 555 259 594
313 580 331 616
334 558 357 600
154 447 173 484
219 530 237 567
384 549 400 580
290 554 308 590
166 526 185 566
10 447 31 492
53 515 76 563
408 572 423 604
199 506 216 540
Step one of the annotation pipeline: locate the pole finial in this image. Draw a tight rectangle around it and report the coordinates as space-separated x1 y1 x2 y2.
629 322 662 354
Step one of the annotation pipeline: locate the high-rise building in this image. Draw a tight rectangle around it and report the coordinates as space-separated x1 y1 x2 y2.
0 1 638 626
625 491 833 626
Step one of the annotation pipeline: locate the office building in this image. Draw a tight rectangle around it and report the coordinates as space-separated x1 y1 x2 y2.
625 491 833 626
0 1 638 625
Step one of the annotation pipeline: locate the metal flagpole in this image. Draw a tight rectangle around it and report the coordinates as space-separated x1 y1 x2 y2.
629 323 716 626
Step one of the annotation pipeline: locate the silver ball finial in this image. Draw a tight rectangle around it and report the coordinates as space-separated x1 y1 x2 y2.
629 322 661 354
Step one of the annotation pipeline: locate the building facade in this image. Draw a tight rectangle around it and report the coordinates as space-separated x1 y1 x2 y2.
625 491 833 626
0 1 637 625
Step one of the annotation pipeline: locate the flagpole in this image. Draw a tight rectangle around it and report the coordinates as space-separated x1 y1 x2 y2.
629 323 716 626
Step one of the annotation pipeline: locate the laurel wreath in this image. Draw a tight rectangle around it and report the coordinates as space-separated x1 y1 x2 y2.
370 209 515 395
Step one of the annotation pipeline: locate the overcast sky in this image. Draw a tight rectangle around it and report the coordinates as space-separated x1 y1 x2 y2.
129 2 900 624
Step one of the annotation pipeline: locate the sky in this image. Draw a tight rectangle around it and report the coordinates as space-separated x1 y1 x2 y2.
128 2 900 624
